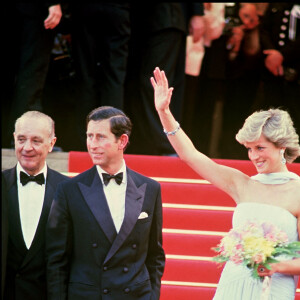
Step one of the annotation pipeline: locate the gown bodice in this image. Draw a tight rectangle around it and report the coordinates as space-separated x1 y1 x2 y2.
233 202 298 243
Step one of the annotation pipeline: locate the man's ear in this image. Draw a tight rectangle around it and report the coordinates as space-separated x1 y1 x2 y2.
49 137 57 153
118 134 129 150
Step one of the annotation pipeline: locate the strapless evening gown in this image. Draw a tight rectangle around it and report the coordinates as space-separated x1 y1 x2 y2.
213 202 299 300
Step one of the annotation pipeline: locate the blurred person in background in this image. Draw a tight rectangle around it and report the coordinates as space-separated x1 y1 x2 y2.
69 3 131 151
125 3 205 156
3 3 62 149
183 3 267 159
259 2 300 147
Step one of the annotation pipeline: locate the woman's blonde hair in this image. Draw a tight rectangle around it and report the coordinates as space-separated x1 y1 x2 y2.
236 108 300 163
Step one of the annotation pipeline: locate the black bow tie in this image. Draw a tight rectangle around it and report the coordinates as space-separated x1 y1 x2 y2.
20 171 45 186
102 172 123 186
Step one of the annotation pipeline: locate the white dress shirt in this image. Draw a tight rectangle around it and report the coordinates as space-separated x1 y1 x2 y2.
97 160 127 233
17 162 47 249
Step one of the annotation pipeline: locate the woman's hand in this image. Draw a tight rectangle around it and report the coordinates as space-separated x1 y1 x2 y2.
257 264 276 277
150 67 174 113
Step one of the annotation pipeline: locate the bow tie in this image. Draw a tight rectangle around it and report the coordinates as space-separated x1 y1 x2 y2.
20 171 45 186
102 172 123 186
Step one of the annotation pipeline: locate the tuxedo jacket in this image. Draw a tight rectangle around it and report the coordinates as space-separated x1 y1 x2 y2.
2 175 8 300
46 166 165 300
2 166 69 300
259 3 300 71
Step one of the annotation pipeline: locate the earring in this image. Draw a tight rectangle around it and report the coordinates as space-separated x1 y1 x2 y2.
280 149 286 165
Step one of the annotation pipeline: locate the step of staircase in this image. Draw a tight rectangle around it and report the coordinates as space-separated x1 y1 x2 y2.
161 182 235 206
163 256 223 283
163 207 233 232
163 230 224 257
161 284 216 300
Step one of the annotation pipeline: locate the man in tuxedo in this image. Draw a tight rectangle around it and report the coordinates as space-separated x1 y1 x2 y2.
2 111 69 299
46 106 165 300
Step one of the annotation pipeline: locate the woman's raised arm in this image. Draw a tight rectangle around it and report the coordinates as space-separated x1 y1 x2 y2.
151 67 249 201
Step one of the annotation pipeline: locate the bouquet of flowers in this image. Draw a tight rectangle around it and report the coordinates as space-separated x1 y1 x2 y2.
213 220 300 279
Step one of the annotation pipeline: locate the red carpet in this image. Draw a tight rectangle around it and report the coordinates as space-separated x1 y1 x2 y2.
67 152 300 299
161 182 235 206
163 207 233 232
163 232 223 257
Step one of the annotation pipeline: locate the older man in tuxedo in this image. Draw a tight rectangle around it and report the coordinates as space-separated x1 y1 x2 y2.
46 106 165 300
2 111 68 299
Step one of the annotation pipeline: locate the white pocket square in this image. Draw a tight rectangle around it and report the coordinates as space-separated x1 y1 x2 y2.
138 212 148 219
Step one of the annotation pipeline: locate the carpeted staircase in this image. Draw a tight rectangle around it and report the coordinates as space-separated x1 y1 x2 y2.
68 152 300 300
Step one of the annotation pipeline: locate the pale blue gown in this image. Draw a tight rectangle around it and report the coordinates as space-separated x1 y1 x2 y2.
213 172 300 300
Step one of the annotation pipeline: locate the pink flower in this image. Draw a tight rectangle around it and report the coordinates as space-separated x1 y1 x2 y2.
253 253 264 264
265 233 277 243
231 253 243 264
236 244 243 250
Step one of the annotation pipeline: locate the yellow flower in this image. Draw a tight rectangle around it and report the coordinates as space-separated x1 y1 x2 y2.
220 235 238 256
243 236 274 263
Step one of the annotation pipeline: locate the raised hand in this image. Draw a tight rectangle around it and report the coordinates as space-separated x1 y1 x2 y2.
44 4 62 29
150 67 174 112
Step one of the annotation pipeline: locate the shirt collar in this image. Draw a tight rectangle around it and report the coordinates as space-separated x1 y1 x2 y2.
96 160 127 185
17 162 48 183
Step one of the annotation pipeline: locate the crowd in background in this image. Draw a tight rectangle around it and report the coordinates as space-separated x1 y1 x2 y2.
2 3 300 162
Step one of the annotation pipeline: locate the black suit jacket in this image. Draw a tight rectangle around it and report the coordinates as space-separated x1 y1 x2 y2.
46 166 165 300
1 175 8 300
2 166 68 300
259 3 300 71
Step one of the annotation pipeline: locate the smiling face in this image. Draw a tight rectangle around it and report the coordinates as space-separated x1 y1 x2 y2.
239 3 259 30
86 119 128 173
14 117 56 175
244 134 287 174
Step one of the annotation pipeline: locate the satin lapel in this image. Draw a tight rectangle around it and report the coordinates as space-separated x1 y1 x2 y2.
21 169 56 267
78 173 117 243
6 168 28 254
104 173 146 264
